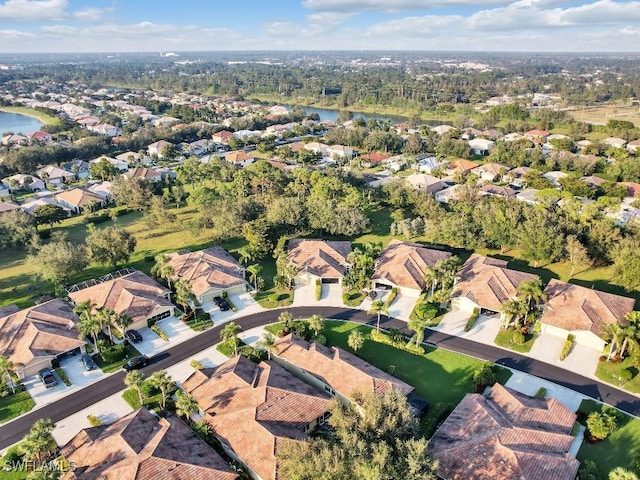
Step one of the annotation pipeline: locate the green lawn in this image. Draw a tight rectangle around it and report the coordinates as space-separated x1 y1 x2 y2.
122 388 169 412
94 344 142 373
0 446 27 480
0 106 62 126
494 327 538 353
342 289 366 307
0 390 35 425
254 289 294 309
577 399 640 477
595 357 640 394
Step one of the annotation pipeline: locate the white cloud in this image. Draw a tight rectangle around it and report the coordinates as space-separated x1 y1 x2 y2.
0 0 67 20
307 11 355 31
302 0 509 12
264 21 299 36
72 7 104 22
365 14 461 36
0 28 34 38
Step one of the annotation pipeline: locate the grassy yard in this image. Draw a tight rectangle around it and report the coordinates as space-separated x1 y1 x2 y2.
0 106 62 126
122 387 170 412
494 327 538 353
0 390 35 425
342 289 366 307
569 103 640 127
577 399 640 477
94 344 142 373
595 357 640 394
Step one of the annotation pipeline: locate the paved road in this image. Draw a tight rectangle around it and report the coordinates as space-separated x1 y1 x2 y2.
1 306 639 450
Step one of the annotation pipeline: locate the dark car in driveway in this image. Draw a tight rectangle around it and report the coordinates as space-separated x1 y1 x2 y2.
213 296 230 311
81 353 98 371
38 368 57 388
125 330 143 344
123 355 149 371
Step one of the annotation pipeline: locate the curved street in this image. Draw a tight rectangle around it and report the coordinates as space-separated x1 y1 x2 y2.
1 306 639 450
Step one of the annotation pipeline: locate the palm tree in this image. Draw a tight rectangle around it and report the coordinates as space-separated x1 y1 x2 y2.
237 246 254 266
247 263 263 292
500 297 528 329
174 279 197 314
278 311 294 333
620 311 640 358
308 314 325 338
124 370 146 406
608 467 639 480
21 418 56 464
175 391 199 420
221 322 242 355
151 254 175 288
96 307 115 343
368 299 389 333
517 278 547 319
77 315 101 350
347 330 365 354
113 312 133 336
149 370 175 411
408 316 429 347
0 355 15 394
257 332 277 360
603 322 626 360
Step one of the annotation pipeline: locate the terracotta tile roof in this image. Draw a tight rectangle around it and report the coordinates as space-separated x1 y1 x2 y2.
166 248 247 298
184 356 331 480
0 299 84 367
360 152 391 164
540 279 635 337
275 333 414 398
480 184 517 199
0 201 20 215
61 408 237 480
124 167 160 180
525 129 550 137
287 239 351 279
372 240 452 292
428 384 579 480
225 151 253 163
448 159 479 174
451 254 539 312
68 271 172 324
54 188 105 208
473 162 510 176
620 182 640 197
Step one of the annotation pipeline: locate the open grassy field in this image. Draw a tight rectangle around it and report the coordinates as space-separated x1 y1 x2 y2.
0 106 62 126
577 399 640 477
568 104 640 127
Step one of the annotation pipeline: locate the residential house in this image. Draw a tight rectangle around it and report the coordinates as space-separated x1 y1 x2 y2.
61 408 237 480
0 299 85 378
68 270 174 330
2 174 45 192
147 140 174 158
225 151 255 168
0 201 20 217
576 139 593 151
87 123 121 137
627 139 640 154
303 141 329 156
86 181 113 201
384 154 407 172
506 166 533 188
607 203 640 226
62 160 90 179
211 130 234 144
539 279 635 350
435 184 475 204
183 355 331 480
479 184 517 200
468 138 494 156
417 155 447 174
524 129 550 142
27 131 53 144
482 129 502 141
461 127 483 140
90 156 129 173
268 105 290 116
431 125 455 135
602 137 627 149
166 247 248 305
36 165 75 186
451 254 539 314
273 333 418 407
21 196 71 216
288 239 351 285
123 167 163 183
115 151 146 165
0 185 11 198
405 173 444 194
371 239 452 296
326 144 354 159
359 152 391 168
472 163 511 182
580 175 607 189
620 182 640 198
445 159 479 178
187 139 212 156
516 188 541 206
1 134 28 147
54 188 107 214
428 383 580 480
502 132 523 142
543 170 569 187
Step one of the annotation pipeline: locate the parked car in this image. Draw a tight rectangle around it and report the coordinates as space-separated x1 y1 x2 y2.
81 353 97 371
123 355 149 371
38 368 57 388
213 296 230 311
125 329 143 344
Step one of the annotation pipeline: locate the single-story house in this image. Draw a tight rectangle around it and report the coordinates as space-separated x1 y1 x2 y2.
211 130 234 144
543 171 569 187
0 299 85 378
90 156 129 173
68 270 174 330
431 124 455 135
62 160 90 179
506 166 533 188
288 239 351 285
61 408 237 480
417 155 447 174
123 167 163 183
451 254 539 314
54 188 107 214
166 247 248 304
435 184 475 204
539 279 635 350
359 152 390 168
183 355 331 480
371 239 451 296
405 173 444 194
327 144 354 159
580 176 607 189
516 188 541 206
147 140 174 158
21 196 72 216
627 139 640 154
86 181 113 201
602 137 627 149
502 132 523 142
36 165 75 186
445 159 479 177
524 129 550 142
479 184 517 200
1 134 28 147
27 131 53 144
187 139 212 156
468 138 494 156
472 162 510 182
2 174 45 192
428 383 580 480
87 123 121 137
224 151 255 168
0 201 20 217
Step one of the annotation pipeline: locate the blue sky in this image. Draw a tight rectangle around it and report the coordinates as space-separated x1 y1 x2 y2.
0 0 639 52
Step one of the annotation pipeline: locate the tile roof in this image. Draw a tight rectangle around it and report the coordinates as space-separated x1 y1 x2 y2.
447 159 479 174
372 239 452 292
68 271 172 324
429 384 579 480
275 333 414 398
166 248 247 298
183 355 331 480
54 188 105 208
0 299 84 367
451 254 539 312
124 167 160 180
287 239 351 279
540 279 635 337
61 408 237 480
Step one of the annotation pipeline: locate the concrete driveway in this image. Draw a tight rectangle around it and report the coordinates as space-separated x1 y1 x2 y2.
387 293 419 322
528 332 601 379
135 316 198 356
292 283 344 307
202 292 265 324
434 310 503 345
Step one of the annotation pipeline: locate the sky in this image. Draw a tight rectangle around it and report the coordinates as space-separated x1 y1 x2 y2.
0 0 639 53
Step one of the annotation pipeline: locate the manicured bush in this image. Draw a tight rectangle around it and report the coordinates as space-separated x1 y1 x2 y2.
464 308 481 332
315 279 322 301
560 334 575 361
511 330 525 346
535 387 547 398
54 367 71 386
221 291 238 312
385 287 398 307
100 344 126 363
142 381 160 397
151 325 169 341
191 359 205 370
87 414 102 427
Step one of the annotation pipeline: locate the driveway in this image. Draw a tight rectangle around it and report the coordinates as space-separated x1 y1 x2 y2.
386 292 419 322
505 369 590 412
291 283 344 308
135 315 199 356
202 292 264 324
528 332 601 379
434 310 502 345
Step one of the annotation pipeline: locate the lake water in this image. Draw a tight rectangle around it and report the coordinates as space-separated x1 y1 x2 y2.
297 106 406 124
0 111 44 135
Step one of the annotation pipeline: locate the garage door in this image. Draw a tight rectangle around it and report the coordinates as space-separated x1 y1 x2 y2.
322 278 340 284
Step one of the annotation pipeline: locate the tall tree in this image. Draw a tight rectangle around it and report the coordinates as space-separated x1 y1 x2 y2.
565 235 593 277
257 332 277 360
174 279 197 313
308 314 325 338
20 418 56 464
32 204 68 229
347 330 365 354
124 370 146 406
28 233 88 284
151 254 175 288
368 299 389 333
149 370 175 411
86 224 137 268
175 390 199 420
407 316 428 347
221 322 242 355
246 263 263 292
0 355 16 394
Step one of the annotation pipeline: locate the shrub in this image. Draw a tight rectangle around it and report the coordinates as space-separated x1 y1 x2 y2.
473 362 497 388
191 359 205 370
151 325 169 341
87 414 102 427
142 381 160 397
2 447 23 465
54 367 71 386
221 291 238 312
315 279 322 301
268 292 279 303
100 344 126 363
511 331 525 346
586 407 619 441
385 287 398 307
315 334 327 345
560 334 575 360
464 308 481 332
535 387 547 398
